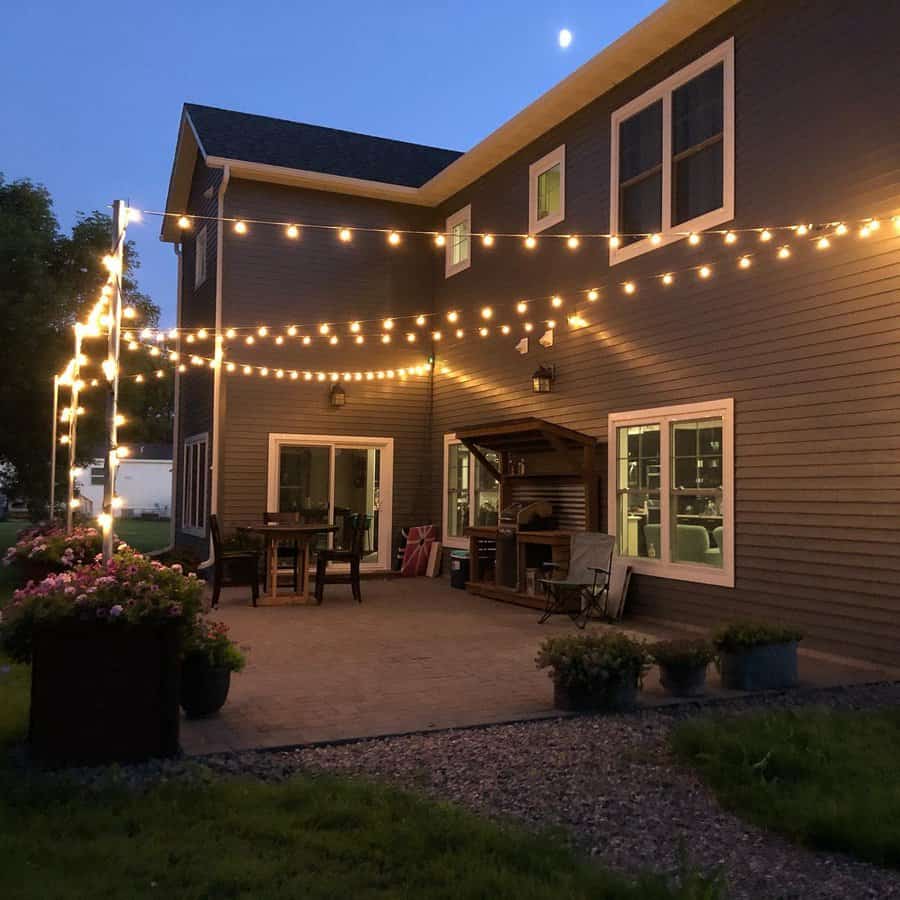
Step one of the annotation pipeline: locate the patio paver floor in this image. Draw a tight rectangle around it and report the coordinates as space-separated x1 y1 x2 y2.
181 577 896 755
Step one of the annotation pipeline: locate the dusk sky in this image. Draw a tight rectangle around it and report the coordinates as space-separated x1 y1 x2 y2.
2 0 662 325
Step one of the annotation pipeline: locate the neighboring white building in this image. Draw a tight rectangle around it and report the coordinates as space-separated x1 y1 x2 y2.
78 444 172 519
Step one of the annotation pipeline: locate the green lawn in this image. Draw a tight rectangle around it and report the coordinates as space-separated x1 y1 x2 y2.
672 707 900 868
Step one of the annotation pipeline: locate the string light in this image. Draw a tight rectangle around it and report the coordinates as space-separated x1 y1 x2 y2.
524 322 533 332
177 216 191 229
381 334 391 344
287 325 298 337
739 256 752 269
623 282 636 295
479 327 489 337
516 301 527 314
286 225 300 239
447 311 459 323
795 225 809 237
388 231 401 246
699 265 712 279
406 333 416 343
587 289 599 302
724 231 737 245
432 330 442 341
234 221 247 235
258 326 268 337
319 323 330 335
609 236 620 249
329 335 339 345
434 233 445 247
817 237 831 250
339 228 352 242
760 229 773 242
567 235 580 250
354 335 364 345
835 223 849 236
650 233 662 246
524 236 537 249
481 307 493 320
350 321 361 333
777 246 792 259
415 315 426 326
662 273 674 286
551 295 563 308
688 233 701 246
482 234 494 247
501 325 511 335
383 318 394 330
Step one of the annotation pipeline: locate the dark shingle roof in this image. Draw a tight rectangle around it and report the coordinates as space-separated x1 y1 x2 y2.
185 104 463 188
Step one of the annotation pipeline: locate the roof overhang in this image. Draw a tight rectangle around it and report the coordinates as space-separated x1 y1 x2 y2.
161 0 739 241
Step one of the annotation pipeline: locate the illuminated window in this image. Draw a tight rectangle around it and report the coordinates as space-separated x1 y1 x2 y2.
528 145 565 234
443 434 500 548
445 205 471 277
608 399 733 587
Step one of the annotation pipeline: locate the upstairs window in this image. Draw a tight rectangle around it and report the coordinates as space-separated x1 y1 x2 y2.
528 145 565 234
194 225 208 287
610 39 734 264
445 205 471 277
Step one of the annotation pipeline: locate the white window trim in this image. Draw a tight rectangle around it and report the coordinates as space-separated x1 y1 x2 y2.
182 432 208 537
607 398 734 588
194 225 208 288
528 144 566 234
266 433 394 571
445 205 471 278
609 38 735 266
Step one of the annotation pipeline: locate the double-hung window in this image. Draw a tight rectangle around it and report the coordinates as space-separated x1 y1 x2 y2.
443 435 500 549
182 433 208 535
608 399 733 587
528 145 565 234
194 225 208 287
610 38 734 264
445 205 471 277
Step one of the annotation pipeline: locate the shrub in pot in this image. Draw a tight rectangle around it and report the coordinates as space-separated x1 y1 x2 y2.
181 619 247 717
649 638 716 697
712 621 803 691
536 633 649 712
0 550 203 764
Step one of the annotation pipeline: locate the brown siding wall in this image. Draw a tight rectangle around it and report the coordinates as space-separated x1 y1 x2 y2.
429 0 900 664
216 180 436 547
174 160 221 551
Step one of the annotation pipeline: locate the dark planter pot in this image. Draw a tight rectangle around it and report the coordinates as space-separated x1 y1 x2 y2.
29 620 181 766
719 641 800 691
553 674 639 712
181 657 232 718
658 662 709 697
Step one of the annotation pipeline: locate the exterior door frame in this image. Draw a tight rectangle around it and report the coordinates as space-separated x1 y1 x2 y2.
266 433 394 571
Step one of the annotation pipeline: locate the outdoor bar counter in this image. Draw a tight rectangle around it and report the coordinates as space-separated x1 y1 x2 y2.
455 417 603 611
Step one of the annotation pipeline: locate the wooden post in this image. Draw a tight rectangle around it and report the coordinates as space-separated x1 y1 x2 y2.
101 200 127 561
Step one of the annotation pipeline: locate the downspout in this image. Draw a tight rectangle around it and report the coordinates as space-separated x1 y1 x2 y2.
158 242 183 555
202 164 230 566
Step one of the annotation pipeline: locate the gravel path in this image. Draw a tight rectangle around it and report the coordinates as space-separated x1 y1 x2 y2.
39 682 900 899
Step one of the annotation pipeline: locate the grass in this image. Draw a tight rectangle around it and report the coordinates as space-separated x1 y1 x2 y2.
0 522 725 900
672 707 900 868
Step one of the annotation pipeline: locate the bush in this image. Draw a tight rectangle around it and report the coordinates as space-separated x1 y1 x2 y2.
0 550 204 663
649 638 716 669
535 633 649 693
712 621 803 653
184 618 246 672
2 523 112 574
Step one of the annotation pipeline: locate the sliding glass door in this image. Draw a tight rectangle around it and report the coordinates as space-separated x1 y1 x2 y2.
268 434 393 568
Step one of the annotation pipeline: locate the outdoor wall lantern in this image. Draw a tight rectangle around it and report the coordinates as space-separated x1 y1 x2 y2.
329 383 347 408
532 364 556 394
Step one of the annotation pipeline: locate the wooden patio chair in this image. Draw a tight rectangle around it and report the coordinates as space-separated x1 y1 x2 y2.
314 513 371 604
538 532 615 629
208 514 260 609
262 510 301 592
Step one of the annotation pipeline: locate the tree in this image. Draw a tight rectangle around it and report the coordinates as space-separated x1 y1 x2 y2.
0 175 172 513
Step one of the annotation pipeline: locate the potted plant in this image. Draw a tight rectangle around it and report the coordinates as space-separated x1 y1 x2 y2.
649 638 716 697
3 523 110 583
0 550 202 765
712 621 804 691
181 619 246 717
536 633 649 712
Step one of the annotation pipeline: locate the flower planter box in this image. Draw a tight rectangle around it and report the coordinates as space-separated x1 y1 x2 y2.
29 621 181 765
658 662 708 697
180 658 232 718
719 641 799 692
553 676 639 712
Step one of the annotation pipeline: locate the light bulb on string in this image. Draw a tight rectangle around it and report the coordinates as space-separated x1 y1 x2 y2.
587 289 599 302
501 325 511 335
434 233 446 247
226 328 236 339
302 335 311 346
551 295 563 308
688 233 701 246
455 328 464 338
329 335 339 345
447 311 458 323
524 322 533 332
724 231 737 245
338 228 352 242
524 235 537 249
623 282 636 295
739 256 752 269
286 225 299 239
415 315 426 326
778 246 791 259
516 301 527 314
662 273 674 286
817 237 831 250
482 234 494 247
481 307 493 320
650 233 662 246
355 335 364 345
835 223 848 236
287 325 298 337
319 323 330 335
234 221 247 235
350 321 361 333
387 231 401 246
699 265 712 279
760 229 773 242
383 318 394 330
177 216 191 229
567 235 580 250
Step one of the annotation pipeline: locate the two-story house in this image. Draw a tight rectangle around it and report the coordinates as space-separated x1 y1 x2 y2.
162 0 900 666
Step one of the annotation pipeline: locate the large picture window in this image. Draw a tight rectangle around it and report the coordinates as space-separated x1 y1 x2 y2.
443 434 500 549
608 399 733 587
609 39 734 264
182 433 208 536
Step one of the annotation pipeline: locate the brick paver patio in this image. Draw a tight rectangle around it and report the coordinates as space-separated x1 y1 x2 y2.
181 577 896 755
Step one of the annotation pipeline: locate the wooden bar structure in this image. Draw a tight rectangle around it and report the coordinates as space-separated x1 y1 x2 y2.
456 418 601 610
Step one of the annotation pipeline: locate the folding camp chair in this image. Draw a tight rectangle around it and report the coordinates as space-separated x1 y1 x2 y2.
538 532 615 628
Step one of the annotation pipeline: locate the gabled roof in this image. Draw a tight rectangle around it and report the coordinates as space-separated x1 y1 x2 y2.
185 104 462 189
162 0 739 241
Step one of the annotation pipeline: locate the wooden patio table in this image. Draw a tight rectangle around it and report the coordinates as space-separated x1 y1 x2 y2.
237 523 338 606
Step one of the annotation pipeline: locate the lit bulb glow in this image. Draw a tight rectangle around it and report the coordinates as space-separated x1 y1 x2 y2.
406 333 416 343
434 233 446 247
286 225 299 239
415 315 426 326
587 289 599 302
383 318 394 330
338 228 352 242
623 282 636 295
724 231 737 244
699 265 712 279
551 296 563 308
501 325 511 335
388 231 401 246
662 273 674 286
817 237 831 250
481 307 493 320
650 233 662 246
760 229 773 242
835 223 848 236
447 311 458 323
482 234 494 247
688 233 701 246
516 301 527 314
524 235 537 249
329 335 339 345
479 327 488 337
778 246 791 259
355 335 364 345
350 321 361 333
739 256 752 269
567 235 580 250
177 216 191 229
319 323 330 335
234 221 247 235
609 236 620 249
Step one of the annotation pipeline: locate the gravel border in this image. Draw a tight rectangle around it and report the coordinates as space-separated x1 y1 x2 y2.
16 681 900 899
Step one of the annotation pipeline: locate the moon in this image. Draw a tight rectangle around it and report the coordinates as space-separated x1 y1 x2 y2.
558 28 573 49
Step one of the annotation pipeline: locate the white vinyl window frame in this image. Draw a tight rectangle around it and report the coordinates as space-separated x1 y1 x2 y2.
266 433 394 571
194 224 208 288
528 144 566 234
607 398 734 588
609 38 735 266
445 205 472 278
442 433 501 550
182 432 209 536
